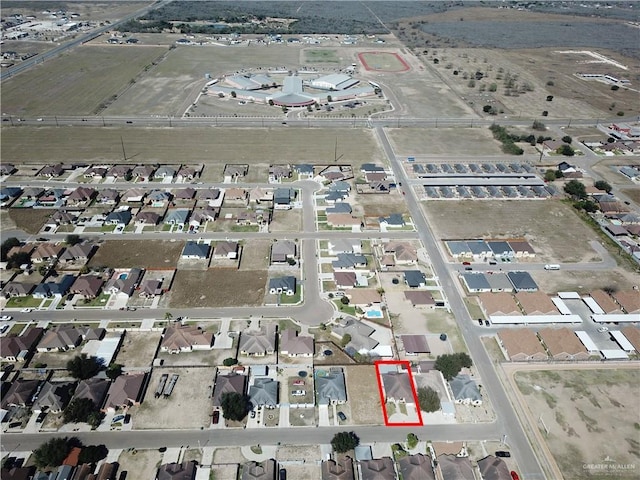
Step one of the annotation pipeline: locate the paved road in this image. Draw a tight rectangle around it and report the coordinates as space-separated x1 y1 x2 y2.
375 127 546 480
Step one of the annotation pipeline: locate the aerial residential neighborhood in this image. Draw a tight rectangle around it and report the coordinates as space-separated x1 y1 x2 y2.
1 1 639 480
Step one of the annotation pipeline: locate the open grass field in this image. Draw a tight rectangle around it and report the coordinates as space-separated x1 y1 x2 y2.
133 367 214 430
423 200 600 263
513 366 640 480
1 127 383 165
305 49 340 63
7 208 53 234
344 365 384 425
1 46 167 116
169 269 266 307
387 127 503 156
358 51 409 72
88 240 184 269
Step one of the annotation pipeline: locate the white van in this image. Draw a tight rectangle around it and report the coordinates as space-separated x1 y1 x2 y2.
544 264 560 270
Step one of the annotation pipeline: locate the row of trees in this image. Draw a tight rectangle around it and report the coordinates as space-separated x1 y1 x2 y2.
32 437 107 469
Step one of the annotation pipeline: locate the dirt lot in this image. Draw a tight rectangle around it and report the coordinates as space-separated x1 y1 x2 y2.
277 446 322 480
7 208 54 234
269 209 302 232
529 268 639 295
117 449 163 480
512 366 640 480
423 200 601 263
210 464 240 480
113 331 162 368
169 270 267 307
132 367 214 429
88 240 184 269
239 239 272 271
29 348 78 369
1 127 383 166
2 46 168 116
344 365 384 425
351 190 410 218
387 127 503 156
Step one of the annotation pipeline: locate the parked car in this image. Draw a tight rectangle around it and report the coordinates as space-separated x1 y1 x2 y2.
291 390 305 396
279 468 287 480
477 319 483 326
20 308 33 313
293 379 305 386
462 261 471 265
464 266 473 271
511 471 520 480
484 320 490 326
0 315 12 321
597 326 609 333
212 410 220 424
495 451 511 458
337 411 347 421
250 410 256 419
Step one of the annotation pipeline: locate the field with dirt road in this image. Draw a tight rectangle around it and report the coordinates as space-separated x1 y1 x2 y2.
169 270 266 307
511 366 640 480
88 240 184 269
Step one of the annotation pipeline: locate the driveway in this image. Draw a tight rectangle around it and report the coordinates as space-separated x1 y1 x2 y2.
318 404 330 427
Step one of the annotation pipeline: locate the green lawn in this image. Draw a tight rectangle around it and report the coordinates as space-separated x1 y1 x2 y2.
280 287 302 305
333 299 356 316
79 293 111 307
5 296 42 308
305 49 340 63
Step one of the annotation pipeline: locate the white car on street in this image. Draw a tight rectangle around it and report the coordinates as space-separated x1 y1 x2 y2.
20 308 33 313
597 326 609 333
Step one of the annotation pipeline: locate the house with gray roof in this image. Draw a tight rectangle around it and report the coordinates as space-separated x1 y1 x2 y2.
155 166 176 179
2 282 35 297
359 457 396 480
197 188 220 200
212 372 247 408
241 459 275 480
381 371 415 404
157 461 197 480
404 270 426 288
361 163 385 173
268 276 296 296
37 326 83 352
105 210 132 226
224 164 248 179
460 273 491 293
249 377 279 408
164 209 190 226
379 213 404 228
328 239 361 255
273 187 295 209
105 268 143 297
131 165 155 181
72 378 110 408
33 381 76 413
325 190 349 203
271 240 296 263
1 379 40 408
449 374 482 405
181 241 209 259
294 164 314 177
326 202 352 214
316 367 347 405
280 329 314 357
332 253 367 270
331 317 378 354
239 324 276 356
485 273 514 293
487 241 514 258
398 454 435 480
33 274 76 298
477 455 511 480
329 180 351 192
507 271 538 292
147 189 172 207
438 455 474 480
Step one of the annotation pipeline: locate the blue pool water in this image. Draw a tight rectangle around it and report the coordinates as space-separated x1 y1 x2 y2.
366 309 383 318
119 274 128 280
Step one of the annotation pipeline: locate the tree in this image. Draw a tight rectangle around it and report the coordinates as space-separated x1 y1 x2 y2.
32 437 73 469
340 296 350 305
65 234 81 246
164 312 173 321
79 444 108 464
327 95 333 103
220 392 250 421
546 95 554 101
66 354 103 380
7 251 31 269
417 387 441 412
331 431 360 453
106 364 123 380
532 120 546 131
561 135 572 144
544 170 557 182
556 144 575 156
340 333 352 348
564 180 587 200
1 237 21 261
406 433 419 449
230 91 236 98
64 398 100 424
435 352 473 381
223 357 238 367
594 180 612 193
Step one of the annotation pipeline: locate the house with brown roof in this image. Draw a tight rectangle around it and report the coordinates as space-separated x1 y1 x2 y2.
404 290 435 307
0 327 44 362
197 188 221 201
131 165 155 181
239 324 276 356
383 241 417 264
269 164 291 182
212 372 247 409
66 186 96 206
348 289 381 308
437 454 474 480
2 282 35 297
612 290 640 314
321 456 354 480
515 292 559 315
72 378 110 408
70 275 104 298
102 372 147 412
174 187 196 200
122 188 146 203
106 165 131 179
224 164 248 180
280 329 314 357
157 461 197 480
241 459 275 480
177 166 198 182
538 328 590 360
32 243 65 263
327 214 362 228
213 241 239 259
334 272 357 289
190 207 219 225
359 457 396 480
225 187 247 203
590 289 624 314
507 239 536 258
135 210 162 226
249 187 273 204
478 293 521 317
398 454 435 480
621 327 640 352
39 163 64 177
381 371 415 404
160 325 214 354
401 335 430 355
497 329 548 362
140 279 164 298
1 378 40 408
477 455 511 480
36 326 83 352
59 243 96 265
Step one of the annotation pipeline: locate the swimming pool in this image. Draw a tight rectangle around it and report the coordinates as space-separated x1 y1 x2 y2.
365 309 383 319
119 273 128 280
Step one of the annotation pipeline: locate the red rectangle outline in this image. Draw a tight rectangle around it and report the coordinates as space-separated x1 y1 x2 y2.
374 360 424 427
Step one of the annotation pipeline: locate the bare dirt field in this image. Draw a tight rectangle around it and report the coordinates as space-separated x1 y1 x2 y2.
117 448 163 480
7 208 54 234
620 188 640 206
512 366 640 480
344 365 384 425
1 46 168 116
591 157 640 187
88 240 184 269
387 127 503 156
423 200 600 263
269 209 301 232
113 331 161 368
1 127 383 165
133 367 214 430
213 447 246 464
29 349 78 370
238 239 272 271
169 270 267 307
277 446 322 480
210 463 240 480
351 190 410 218
529 268 639 295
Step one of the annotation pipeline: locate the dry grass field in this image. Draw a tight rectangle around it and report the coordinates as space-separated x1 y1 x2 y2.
387 127 503 156
514 367 640 480
238 239 272 271
88 240 184 269
620 188 640 205
1 46 168 116
133 367 214 430
344 365 384 425
117 449 163 480
7 208 53 234
169 269 267 307
423 200 600 263
1 127 383 165
114 331 162 368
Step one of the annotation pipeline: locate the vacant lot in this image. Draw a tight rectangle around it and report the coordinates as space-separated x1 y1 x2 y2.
1 127 383 165
2 46 167 115
133 367 214 429
387 127 503 156
344 365 383 425
351 190 410 218
513 366 640 480
423 200 599 263
114 331 161 368
239 239 272 271
88 240 183 269
117 449 163 480
7 208 54 234
169 270 266 307
269 209 301 232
